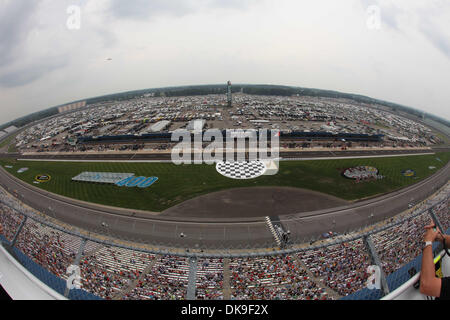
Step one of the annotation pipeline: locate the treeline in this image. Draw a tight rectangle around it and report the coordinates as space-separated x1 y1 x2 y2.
242 85 294 96
154 85 227 97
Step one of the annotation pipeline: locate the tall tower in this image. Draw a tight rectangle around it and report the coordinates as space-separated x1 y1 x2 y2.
227 81 232 107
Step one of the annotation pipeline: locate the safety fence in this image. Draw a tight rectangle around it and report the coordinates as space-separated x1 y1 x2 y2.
0 185 448 300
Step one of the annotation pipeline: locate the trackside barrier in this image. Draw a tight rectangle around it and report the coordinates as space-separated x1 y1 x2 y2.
0 187 448 300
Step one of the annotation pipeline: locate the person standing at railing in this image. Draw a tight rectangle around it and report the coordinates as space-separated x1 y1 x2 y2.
420 220 449 300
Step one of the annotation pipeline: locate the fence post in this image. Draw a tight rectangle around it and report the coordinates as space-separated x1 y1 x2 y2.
363 235 390 296
64 238 87 298
10 216 27 247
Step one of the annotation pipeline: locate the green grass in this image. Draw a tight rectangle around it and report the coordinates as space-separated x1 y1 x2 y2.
7 144 17 153
433 131 450 145
1 152 449 212
0 131 21 153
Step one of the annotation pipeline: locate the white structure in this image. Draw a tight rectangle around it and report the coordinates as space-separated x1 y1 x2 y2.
250 120 270 124
149 120 171 132
58 101 86 114
186 119 205 132
0 244 66 300
262 160 279 176
72 172 134 184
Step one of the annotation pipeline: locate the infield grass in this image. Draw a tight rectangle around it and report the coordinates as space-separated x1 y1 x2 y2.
0 152 448 212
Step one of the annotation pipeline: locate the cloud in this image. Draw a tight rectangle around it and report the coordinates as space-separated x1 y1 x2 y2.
108 0 195 19
418 5 450 60
0 0 449 124
381 6 402 31
360 1 450 60
0 1 119 88
0 1 40 67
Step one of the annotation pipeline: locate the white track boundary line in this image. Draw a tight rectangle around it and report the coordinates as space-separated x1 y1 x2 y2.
17 159 175 163
281 152 435 161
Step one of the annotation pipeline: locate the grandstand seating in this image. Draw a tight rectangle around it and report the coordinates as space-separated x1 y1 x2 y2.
124 255 189 300
372 211 430 276
230 256 329 300
79 245 154 299
15 219 77 279
195 258 224 300
298 239 371 296
0 204 24 242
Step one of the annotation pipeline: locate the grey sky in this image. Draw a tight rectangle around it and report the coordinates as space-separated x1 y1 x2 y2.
0 0 449 124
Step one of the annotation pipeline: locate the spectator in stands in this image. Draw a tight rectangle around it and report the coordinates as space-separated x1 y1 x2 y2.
420 220 449 300
0 223 3 234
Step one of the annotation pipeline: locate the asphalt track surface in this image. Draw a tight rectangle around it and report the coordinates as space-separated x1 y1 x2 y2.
160 187 349 218
0 148 449 250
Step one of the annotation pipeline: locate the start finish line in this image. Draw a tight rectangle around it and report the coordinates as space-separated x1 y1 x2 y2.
72 172 158 189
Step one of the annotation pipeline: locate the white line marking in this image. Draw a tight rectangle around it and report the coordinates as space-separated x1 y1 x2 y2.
16 152 435 163
265 216 281 246
281 153 435 161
